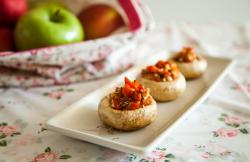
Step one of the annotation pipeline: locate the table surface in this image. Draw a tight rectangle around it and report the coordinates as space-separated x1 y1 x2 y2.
0 23 250 162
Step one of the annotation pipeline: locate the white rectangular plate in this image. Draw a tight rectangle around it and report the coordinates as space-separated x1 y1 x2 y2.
46 52 234 154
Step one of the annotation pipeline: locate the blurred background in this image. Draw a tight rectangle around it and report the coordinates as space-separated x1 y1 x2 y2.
1 0 250 86
142 0 250 23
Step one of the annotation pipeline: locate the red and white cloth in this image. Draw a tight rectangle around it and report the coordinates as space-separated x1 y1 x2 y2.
0 0 154 87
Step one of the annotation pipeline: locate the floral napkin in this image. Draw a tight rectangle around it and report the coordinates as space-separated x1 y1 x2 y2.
0 0 154 87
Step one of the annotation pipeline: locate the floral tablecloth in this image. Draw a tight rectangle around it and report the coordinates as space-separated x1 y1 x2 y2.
1 23 250 162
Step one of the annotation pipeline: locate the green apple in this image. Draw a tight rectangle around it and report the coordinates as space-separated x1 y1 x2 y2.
14 4 84 51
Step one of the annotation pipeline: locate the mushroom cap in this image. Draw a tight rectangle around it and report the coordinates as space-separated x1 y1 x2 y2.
173 56 207 79
137 73 186 102
98 96 157 131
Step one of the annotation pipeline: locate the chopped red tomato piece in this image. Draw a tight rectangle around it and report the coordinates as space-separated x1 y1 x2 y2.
174 47 197 62
132 93 142 101
183 47 193 54
146 66 158 73
156 60 170 68
130 102 140 109
122 85 134 97
142 60 179 82
110 77 151 110
124 77 134 88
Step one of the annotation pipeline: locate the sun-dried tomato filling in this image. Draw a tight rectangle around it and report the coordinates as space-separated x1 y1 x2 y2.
174 47 199 62
141 60 179 82
109 77 152 110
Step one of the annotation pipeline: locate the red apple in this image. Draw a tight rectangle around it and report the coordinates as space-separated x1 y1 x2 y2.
0 26 14 51
78 4 125 40
0 0 28 26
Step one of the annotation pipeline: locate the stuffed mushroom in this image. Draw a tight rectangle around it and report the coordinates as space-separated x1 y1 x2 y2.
98 77 157 131
172 47 207 79
137 60 186 102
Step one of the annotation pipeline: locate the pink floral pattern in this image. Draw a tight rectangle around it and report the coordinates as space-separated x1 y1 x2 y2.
0 122 21 147
33 152 58 162
32 147 71 162
231 83 250 93
0 125 17 136
194 144 232 159
224 116 242 126
212 113 249 137
213 128 239 138
127 147 175 162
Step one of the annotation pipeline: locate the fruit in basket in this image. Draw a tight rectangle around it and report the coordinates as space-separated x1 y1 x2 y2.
0 0 28 26
0 27 14 51
78 4 125 40
14 4 84 51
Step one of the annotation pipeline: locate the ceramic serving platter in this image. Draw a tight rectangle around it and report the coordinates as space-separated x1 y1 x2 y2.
46 51 234 154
